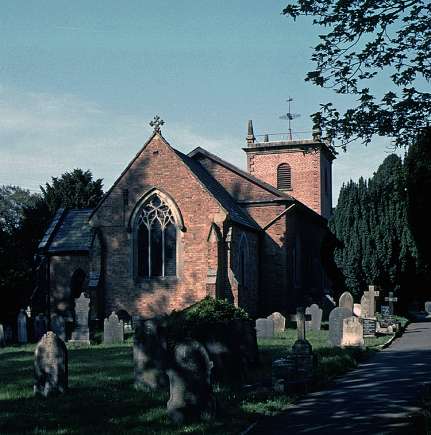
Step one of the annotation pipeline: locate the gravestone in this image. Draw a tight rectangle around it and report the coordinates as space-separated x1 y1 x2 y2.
425 302 431 314
51 314 66 342
360 294 369 318
34 331 68 397
380 305 394 326
4 325 13 343
328 307 352 347
34 314 48 342
134 318 169 390
384 292 398 316
0 324 5 347
363 318 377 336
103 312 124 344
17 309 28 343
353 304 362 317
363 285 380 318
305 304 323 331
167 340 216 424
255 318 274 339
70 293 90 344
267 312 285 334
341 316 364 347
339 291 354 312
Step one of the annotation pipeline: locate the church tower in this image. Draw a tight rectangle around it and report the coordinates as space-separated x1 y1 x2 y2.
243 120 336 219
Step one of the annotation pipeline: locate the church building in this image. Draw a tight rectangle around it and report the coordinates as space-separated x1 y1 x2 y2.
36 117 335 323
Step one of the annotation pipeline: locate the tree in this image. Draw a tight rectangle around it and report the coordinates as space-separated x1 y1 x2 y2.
330 155 417 307
40 168 104 215
0 185 39 234
283 1 431 148
405 127 431 293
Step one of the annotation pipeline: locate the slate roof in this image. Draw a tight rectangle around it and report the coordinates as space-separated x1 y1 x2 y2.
39 208 94 254
174 149 260 231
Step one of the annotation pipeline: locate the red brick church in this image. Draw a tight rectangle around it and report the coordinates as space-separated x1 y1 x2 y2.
37 117 335 322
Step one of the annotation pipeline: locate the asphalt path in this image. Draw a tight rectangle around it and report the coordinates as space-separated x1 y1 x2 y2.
250 321 431 434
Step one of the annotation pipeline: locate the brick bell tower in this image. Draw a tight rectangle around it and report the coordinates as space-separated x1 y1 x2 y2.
243 119 336 219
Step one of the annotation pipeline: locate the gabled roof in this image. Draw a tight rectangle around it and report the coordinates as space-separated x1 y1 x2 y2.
39 209 94 254
174 150 260 231
188 147 295 200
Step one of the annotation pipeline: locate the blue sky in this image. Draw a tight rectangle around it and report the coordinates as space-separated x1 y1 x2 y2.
0 1 401 204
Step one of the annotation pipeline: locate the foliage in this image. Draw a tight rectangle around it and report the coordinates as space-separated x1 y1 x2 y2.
40 168 104 215
330 154 417 304
165 296 250 345
405 127 431 287
283 0 431 148
0 185 39 234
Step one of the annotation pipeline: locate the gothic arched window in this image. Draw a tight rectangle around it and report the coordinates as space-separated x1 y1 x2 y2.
136 194 177 278
277 163 292 190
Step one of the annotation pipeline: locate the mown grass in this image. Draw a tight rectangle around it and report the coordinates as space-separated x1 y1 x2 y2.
0 323 404 434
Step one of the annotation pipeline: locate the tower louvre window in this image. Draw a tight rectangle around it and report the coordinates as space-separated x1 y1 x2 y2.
277 163 292 190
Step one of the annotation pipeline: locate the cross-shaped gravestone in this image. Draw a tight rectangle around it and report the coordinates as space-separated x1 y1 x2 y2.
364 285 380 318
384 292 398 315
295 307 311 341
149 115 165 133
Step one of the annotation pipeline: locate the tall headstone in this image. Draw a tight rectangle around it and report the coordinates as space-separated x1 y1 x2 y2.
34 331 68 397
17 309 28 344
384 292 398 315
255 318 274 339
51 314 66 342
425 302 431 314
70 293 90 344
341 316 364 347
134 318 169 390
34 314 48 341
305 304 323 331
167 340 216 424
363 285 380 318
267 312 286 334
339 291 354 312
0 324 5 347
103 312 124 344
328 307 352 347
360 294 369 318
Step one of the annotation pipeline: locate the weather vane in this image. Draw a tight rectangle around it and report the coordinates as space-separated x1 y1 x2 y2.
150 115 165 133
279 97 301 140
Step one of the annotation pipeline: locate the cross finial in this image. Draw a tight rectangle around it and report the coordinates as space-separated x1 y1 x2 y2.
150 115 165 134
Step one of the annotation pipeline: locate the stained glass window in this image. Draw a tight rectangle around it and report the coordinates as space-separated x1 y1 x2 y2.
136 194 177 278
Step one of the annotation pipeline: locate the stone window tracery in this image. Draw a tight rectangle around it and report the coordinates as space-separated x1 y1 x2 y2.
136 194 177 278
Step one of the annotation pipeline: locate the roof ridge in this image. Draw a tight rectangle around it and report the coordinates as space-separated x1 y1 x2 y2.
187 147 293 199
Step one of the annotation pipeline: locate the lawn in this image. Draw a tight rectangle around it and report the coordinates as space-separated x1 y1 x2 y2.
0 325 404 434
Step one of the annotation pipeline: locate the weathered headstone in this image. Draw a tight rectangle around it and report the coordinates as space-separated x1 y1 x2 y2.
255 318 274 339
341 316 364 347
339 291 354 312
267 312 285 334
425 302 431 314
384 292 398 316
360 294 369 318
0 324 5 347
34 331 68 397
328 307 352 347
167 340 216 424
17 309 28 343
305 304 323 331
363 285 380 318
51 314 66 342
103 312 124 344
353 303 362 317
363 318 377 336
70 293 90 344
134 318 169 390
34 314 48 342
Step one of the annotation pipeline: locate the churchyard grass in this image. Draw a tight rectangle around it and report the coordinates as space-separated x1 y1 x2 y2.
0 320 407 434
